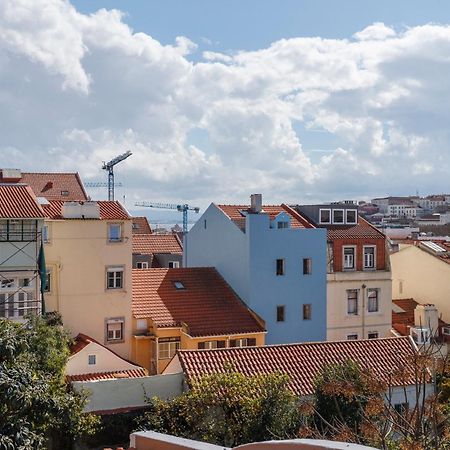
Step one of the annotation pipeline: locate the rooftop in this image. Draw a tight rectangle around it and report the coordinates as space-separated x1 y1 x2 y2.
176 337 418 396
132 267 265 337
325 217 386 240
132 233 182 255
43 200 130 220
132 216 152 234
0 184 44 219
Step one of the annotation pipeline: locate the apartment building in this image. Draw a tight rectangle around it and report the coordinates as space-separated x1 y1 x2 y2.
185 194 327 345
294 203 392 341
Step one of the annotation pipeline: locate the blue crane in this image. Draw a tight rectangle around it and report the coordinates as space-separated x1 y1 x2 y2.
134 201 200 234
101 151 132 201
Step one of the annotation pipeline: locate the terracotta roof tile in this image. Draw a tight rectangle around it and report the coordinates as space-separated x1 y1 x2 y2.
132 217 152 234
19 172 88 201
67 368 147 382
43 200 130 220
132 234 182 255
0 184 44 218
132 268 265 337
217 204 314 231
177 337 419 396
325 217 386 240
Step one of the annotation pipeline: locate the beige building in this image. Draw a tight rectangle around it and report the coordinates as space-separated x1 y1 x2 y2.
391 240 450 323
43 200 133 359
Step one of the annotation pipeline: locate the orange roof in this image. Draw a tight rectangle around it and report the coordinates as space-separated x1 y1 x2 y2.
66 368 147 382
132 216 152 234
177 337 419 396
217 203 314 231
132 233 182 255
43 200 130 220
0 184 44 218
325 217 386 240
132 268 265 337
20 172 88 201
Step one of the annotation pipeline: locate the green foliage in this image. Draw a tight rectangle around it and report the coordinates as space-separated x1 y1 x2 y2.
136 367 300 446
0 316 99 450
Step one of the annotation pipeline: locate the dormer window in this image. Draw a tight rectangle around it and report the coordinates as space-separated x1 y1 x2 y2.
346 209 357 224
319 209 331 224
332 209 344 224
277 221 289 229
174 281 185 290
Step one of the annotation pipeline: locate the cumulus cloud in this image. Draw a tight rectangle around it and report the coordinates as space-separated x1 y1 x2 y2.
0 0 449 209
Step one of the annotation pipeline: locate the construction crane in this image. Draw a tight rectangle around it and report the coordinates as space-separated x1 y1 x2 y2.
135 201 200 234
85 181 123 188
102 151 132 201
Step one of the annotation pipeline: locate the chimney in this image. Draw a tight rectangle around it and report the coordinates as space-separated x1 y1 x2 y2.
414 304 439 337
250 194 262 213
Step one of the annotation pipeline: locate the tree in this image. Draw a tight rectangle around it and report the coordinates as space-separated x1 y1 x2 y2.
0 315 99 450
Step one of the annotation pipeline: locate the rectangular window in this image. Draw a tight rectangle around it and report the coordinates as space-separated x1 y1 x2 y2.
394 402 409 416
363 246 376 269
303 304 312 320
42 225 49 243
229 338 257 347
367 289 379 313
347 290 358 315
0 293 5 317
368 331 379 339
346 209 357 224
0 220 7 241
158 338 180 359
18 292 25 317
277 305 285 322
319 209 331 224
333 209 344 224
276 259 285 276
277 221 289 229
343 247 355 270
88 354 96 365
136 262 148 269
106 267 124 289
9 220 22 241
347 333 358 340
44 271 51 293
0 279 14 289
106 320 124 342
303 258 312 275
108 223 122 242
168 261 180 268
19 278 30 288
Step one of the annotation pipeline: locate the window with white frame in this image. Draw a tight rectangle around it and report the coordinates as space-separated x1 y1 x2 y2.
106 319 124 342
319 209 331 224
367 289 379 313
136 261 148 269
346 209 357 224
347 290 358 315
0 277 37 319
232 338 248 347
333 209 344 224
363 246 376 269
108 223 122 242
159 338 180 359
368 331 379 339
42 224 49 243
343 247 355 270
106 267 124 289
347 333 358 340
168 261 180 268
88 354 96 365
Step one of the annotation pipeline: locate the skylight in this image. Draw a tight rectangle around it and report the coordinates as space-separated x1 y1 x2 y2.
421 241 446 254
174 281 185 290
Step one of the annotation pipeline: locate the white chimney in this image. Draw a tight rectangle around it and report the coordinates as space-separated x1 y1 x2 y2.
250 194 262 213
414 304 439 337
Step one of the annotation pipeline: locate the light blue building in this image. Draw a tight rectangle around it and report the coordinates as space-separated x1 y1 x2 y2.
184 194 327 344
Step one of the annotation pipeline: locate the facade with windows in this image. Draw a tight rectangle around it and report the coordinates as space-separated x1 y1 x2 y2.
295 203 392 341
41 200 133 359
185 195 327 345
132 233 183 269
0 184 45 321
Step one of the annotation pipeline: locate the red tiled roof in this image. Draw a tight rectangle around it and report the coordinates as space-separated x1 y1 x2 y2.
67 368 147 382
217 204 314 231
132 234 182 255
132 268 265 337
0 184 44 218
177 337 419 396
43 200 130 220
325 217 386 240
132 216 152 234
20 172 88 201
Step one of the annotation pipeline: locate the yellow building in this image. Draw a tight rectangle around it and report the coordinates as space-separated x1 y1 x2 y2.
43 200 133 359
131 267 266 374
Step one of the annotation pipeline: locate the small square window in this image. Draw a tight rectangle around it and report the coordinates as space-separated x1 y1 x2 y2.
88 354 96 365
333 209 344 224
19 278 30 288
319 209 331 224
276 259 285 276
169 261 180 268
347 333 358 340
346 210 357 224
303 304 312 320
136 262 148 269
303 258 312 275
276 305 285 322
174 281 185 289
108 223 122 242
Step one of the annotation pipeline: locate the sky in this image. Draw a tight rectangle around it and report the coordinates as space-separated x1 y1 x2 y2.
1 0 450 220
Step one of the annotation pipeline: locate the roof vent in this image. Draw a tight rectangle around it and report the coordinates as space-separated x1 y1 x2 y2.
250 194 262 213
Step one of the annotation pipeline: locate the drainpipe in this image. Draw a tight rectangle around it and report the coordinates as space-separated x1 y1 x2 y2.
361 284 366 339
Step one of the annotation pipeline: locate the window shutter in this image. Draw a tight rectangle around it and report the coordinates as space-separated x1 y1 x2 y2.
248 338 256 346
229 339 236 347
217 340 226 348
198 342 205 349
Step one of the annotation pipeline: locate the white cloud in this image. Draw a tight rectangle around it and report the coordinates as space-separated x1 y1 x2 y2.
0 2 449 208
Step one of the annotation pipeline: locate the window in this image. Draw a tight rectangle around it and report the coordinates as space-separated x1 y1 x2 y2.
136 319 147 330
276 259 285 276
347 333 358 340
277 221 289 229
394 402 409 416
168 261 180 268
363 246 376 269
303 258 312 275
42 225 49 243
108 223 122 242
367 289 379 313
19 278 30 288
0 220 37 241
106 319 124 342
159 338 180 359
198 340 226 350
0 220 6 241
346 209 357 224
106 267 124 289
61 190 69 196
230 338 257 347
44 271 51 293
88 355 96 365
343 247 355 270
0 279 14 289
303 304 312 320
204 219 207 229
347 290 358 315
319 209 331 224
136 262 148 269
277 305 285 322
174 281 185 289
368 331 379 339
333 209 344 224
